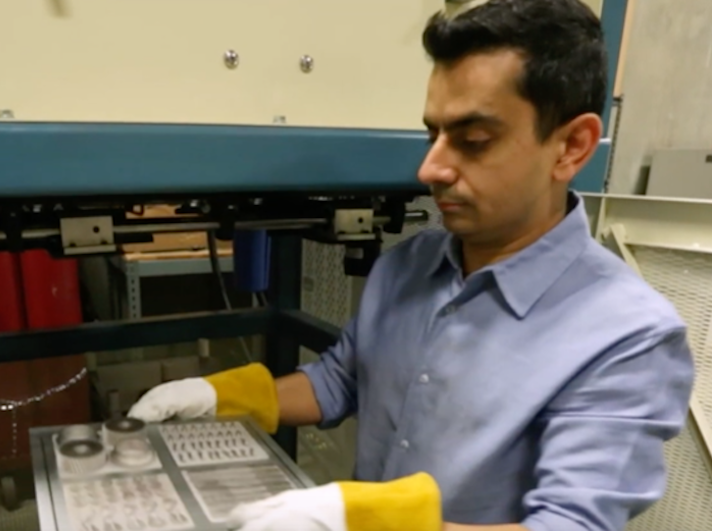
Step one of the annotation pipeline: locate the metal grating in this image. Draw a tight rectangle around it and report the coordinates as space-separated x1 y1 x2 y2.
624 246 712 531
626 424 712 531
633 247 712 427
301 241 352 329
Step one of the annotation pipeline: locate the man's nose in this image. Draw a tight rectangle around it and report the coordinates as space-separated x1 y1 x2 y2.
417 138 458 186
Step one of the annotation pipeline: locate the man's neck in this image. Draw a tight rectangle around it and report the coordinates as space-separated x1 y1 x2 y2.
461 208 568 276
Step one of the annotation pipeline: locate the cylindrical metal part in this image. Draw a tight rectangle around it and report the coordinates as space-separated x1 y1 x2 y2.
58 425 99 446
58 439 106 475
111 438 154 468
103 418 147 447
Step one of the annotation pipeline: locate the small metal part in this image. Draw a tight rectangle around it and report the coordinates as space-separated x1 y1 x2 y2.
224 49 239 69
111 438 154 468
299 54 314 73
0 110 14 119
103 418 147 446
60 216 116 255
334 208 373 234
59 425 99 446
272 115 287 124
59 440 106 475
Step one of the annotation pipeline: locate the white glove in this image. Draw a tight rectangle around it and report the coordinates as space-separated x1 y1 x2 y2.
225 472 442 531
226 484 346 531
127 378 217 423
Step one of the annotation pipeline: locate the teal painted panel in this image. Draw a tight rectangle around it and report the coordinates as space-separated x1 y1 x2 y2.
572 140 611 193
0 122 428 197
0 122 609 197
600 0 629 131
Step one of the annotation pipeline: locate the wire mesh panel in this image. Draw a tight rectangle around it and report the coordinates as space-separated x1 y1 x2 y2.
627 424 712 531
625 246 712 531
633 247 712 431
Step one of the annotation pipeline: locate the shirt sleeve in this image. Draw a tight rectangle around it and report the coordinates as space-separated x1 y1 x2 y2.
521 327 695 531
297 316 359 429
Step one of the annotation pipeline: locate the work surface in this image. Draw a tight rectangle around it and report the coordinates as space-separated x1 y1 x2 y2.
30 417 313 531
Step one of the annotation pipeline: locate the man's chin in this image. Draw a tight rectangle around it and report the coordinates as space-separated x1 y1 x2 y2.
440 214 477 236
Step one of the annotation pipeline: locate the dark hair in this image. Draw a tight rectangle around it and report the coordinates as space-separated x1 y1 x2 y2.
422 0 608 140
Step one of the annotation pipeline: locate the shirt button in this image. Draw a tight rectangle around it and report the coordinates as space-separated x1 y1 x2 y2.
444 304 457 315
400 439 410 449
419 374 430 384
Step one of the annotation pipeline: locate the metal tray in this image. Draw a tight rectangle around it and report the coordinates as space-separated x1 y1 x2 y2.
30 416 314 531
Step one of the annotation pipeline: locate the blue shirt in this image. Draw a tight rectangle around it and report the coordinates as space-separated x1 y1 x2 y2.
298 193 694 531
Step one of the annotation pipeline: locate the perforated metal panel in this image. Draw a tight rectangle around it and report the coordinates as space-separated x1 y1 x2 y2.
625 246 712 531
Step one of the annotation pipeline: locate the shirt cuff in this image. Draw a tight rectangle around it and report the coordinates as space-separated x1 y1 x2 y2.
521 511 591 531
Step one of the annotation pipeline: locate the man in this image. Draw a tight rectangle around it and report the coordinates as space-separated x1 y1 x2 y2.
129 1 695 530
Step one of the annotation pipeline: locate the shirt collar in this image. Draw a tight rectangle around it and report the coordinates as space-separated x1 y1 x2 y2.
426 191 592 318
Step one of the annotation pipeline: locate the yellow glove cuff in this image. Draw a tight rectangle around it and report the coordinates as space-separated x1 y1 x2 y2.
203 363 279 434
338 472 442 531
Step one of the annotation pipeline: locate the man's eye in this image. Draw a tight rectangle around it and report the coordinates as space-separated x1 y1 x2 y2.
460 139 490 153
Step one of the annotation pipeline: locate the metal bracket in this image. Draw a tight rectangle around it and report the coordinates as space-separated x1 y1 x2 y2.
333 209 374 241
60 216 117 255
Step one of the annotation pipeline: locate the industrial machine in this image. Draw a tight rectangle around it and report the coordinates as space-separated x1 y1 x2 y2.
0 0 628 528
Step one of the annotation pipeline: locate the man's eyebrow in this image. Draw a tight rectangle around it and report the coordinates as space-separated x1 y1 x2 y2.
423 111 504 131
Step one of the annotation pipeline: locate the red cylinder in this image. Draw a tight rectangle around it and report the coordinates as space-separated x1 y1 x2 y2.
20 250 82 328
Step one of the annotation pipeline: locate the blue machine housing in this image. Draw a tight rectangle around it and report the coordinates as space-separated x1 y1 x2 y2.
0 122 612 198
0 122 430 198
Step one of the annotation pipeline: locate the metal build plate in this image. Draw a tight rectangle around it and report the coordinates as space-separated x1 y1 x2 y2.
158 421 270 467
30 417 314 531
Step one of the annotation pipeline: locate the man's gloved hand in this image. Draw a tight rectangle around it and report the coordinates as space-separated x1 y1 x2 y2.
226 472 442 531
127 363 279 433
127 377 217 423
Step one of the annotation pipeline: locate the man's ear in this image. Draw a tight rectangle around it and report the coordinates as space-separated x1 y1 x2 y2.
551 113 603 185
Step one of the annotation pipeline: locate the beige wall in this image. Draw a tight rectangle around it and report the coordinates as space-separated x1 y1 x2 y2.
608 0 712 194
0 0 604 130
0 0 442 130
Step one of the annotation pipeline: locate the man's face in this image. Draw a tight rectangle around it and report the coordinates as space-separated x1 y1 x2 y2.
418 50 564 245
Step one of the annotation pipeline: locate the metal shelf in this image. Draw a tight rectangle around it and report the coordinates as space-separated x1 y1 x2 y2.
110 255 233 278
109 254 234 319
